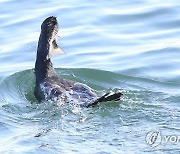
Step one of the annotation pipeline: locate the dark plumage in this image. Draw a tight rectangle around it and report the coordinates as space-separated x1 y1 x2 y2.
34 16 122 107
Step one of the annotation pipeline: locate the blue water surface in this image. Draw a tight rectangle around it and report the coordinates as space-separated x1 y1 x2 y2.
0 0 180 153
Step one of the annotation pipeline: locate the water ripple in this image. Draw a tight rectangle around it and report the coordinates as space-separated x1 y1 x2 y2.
0 0 180 153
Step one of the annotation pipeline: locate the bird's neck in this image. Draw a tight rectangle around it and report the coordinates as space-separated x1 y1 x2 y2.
35 34 57 84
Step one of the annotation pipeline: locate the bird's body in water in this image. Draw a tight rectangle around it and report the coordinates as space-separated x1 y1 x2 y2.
34 16 122 107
